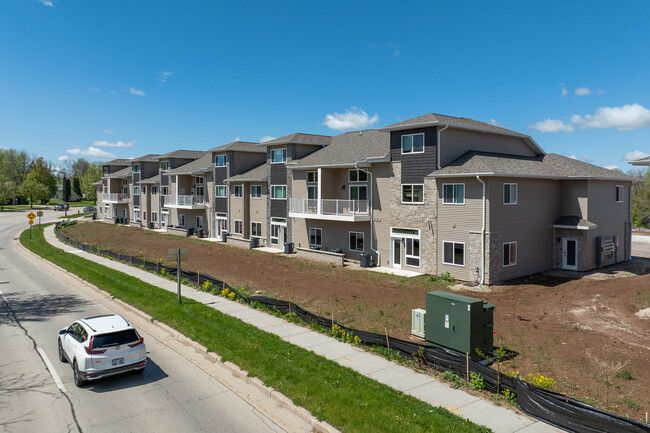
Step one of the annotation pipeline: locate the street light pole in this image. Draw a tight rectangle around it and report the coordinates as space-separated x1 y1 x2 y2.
63 171 68 218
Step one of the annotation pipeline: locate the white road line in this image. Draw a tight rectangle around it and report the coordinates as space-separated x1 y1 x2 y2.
37 347 67 392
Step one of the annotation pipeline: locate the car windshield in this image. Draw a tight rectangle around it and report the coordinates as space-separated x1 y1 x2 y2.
92 330 139 348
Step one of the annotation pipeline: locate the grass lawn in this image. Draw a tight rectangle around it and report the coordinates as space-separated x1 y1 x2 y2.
50 199 97 207
21 224 490 433
0 204 49 211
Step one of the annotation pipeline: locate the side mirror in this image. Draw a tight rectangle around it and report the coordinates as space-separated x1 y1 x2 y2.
59 329 67 335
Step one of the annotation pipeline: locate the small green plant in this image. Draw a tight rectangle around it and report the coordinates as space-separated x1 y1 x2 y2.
441 371 463 389
201 280 213 291
525 373 556 390
621 398 641 410
470 372 485 391
615 370 635 380
501 389 517 406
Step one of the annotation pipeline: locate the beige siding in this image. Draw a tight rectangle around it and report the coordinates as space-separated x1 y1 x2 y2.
440 129 537 167
560 180 588 218
488 177 560 281
230 183 248 238
250 181 267 243
373 163 394 267
292 170 307 198
587 180 631 264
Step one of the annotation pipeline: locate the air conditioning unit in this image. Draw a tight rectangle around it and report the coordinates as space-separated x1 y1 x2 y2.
411 308 426 338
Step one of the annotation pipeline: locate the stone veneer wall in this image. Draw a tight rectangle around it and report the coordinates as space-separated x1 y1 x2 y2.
469 231 502 285
295 247 345 266
386 162 438 273
226 236 252 250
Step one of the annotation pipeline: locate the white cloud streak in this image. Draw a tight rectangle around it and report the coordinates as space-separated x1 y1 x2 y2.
92 140 134 148
37 0 53 6
129 87 145 96
528 118 574 133
65 147 117 159
259 135 276 143
57 155 69 161
571 103 650 131
624 150 650 161
561 84 568 97
160 71 174 83
323 107 379 131
575 87 592 96
603 165 619 170
102 129 115 134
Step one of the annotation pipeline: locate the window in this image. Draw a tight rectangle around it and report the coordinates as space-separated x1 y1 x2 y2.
133 207 140 222
504 183 518 205
350 185 367 200
195 176 204 184
271 224 280 244
349 231 364 252
443 183 465 204
402 184 424 203
179 214 185 226
160 161 169 171
307 171 318 200
443 242 465 266
271 148 287 163
503 242 517 267
615 185 623 203
401 133 424 154
215 154 227 167
142 186 146 194
348 169 368 182
405 238 420 267
103 166 109 175
161 186 169 195
104 205 109 217
234 185 243 198
271 185 286 199
216 186 227 197
307 171 318 183
234 220 243 235
151 212 157 222
251 222 262 238
151 186 158 194
309 228 322 247
133 186 140 195
133 164 140 173
251 185 262 198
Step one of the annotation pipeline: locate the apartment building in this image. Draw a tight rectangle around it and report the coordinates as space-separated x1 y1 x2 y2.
96 158 131 220
93 112 634 284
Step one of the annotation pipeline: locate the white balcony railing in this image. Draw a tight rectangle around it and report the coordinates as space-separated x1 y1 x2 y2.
162 194 205 207
101 192 128 202
290 198 368 216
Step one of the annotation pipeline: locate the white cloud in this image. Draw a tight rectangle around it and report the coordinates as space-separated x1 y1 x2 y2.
259 135 276 143
571 103 650 131
92 140 134 148
37 0 53 6
489 119 498 126
604 165 619 170
388 43 400 57
103 129 115 134
160 71 174 83
597 90 606 95
323 107 379 131
57 155 69 162
129 87 145 96
65 147 117 159
528 118 574 133
575 87 592 96
624 150 650 161
89 87 101 93
561 85 568 97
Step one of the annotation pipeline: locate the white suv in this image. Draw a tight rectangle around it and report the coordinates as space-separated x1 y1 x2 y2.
58 314 146 387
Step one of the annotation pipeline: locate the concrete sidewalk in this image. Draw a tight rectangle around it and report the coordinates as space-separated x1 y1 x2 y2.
45 225 562 433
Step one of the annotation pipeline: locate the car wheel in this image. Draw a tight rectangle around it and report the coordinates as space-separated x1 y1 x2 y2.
73 361 85 387
58 339 67 363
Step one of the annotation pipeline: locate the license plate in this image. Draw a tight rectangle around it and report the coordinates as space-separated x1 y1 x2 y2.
112 357 124 366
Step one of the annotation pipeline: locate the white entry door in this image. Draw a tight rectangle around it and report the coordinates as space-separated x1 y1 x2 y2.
562 238 578 270
161 213 169 228
391 238 402 269
216 217 227 240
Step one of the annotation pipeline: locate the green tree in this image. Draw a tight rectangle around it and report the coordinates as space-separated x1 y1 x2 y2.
1 149 31 186
631 170 650 228
72 158 90 178
28 157 58 202
64 177 72 201
21 177 50 208
80 162 102 202
73 177 82 197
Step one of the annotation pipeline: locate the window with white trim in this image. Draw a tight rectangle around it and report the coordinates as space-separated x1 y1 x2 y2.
271 185 286 199
405 238 420 267
350 185 367 200
504 183 518 205
307 171 318 200
307 171 318 183
161 186 169 195
133 207 140 222
443 183 465 204
443 241 465 266
309 227 322 247
270 224 280 245
401 133 424 154
133 186 140 195
160 161 169 171
103 166 109 175
251 185 262 198
234 220 243 235
251 222 262 238
151 186 158 194
271 148 286 163
349 231 364 252
133 164 140 173
401 184 424 203
151 212 158 222
215 154 227 167
142 186 146 194
179 214 185 226
615 185 623 203
234 185 243 198
348 169 368 182
503 242 517 267
215 186 227 197
104 205 109 217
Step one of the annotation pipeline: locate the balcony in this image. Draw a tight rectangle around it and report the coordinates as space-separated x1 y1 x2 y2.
102 192 128 203
162 194 206 209
289 198 370 222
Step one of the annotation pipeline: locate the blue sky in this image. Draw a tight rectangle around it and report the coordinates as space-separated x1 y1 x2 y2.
2 1 649 171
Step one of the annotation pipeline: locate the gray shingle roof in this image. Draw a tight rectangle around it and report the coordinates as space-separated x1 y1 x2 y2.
290 129 390 169
381 113 529 137
431 151 636 181
132 153 160 162
258 133 332 147
629 156 650 166
154 150 205 160
105 166 132 179
139 173 161 184
208 141 266 153
105 158 131 167
166 152 213 175
225 163 267 182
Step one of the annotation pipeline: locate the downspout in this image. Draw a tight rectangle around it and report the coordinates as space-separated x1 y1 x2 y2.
476 175 486 285
355 161 380 267
437 124 449 170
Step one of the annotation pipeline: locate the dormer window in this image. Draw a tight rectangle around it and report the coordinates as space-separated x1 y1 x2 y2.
133 164 140 173
271 148 287 164
215 155 227 167
160 161 169 171
103 166 109 175
401 133 425 154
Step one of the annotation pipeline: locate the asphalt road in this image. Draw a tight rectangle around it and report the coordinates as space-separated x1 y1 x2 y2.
0 210 288 433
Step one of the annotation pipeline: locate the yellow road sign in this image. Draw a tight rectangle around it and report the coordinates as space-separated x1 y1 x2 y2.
27 212 36 220
28 220 34 225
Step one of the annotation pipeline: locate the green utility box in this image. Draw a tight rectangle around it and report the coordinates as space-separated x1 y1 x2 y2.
425 291 495 361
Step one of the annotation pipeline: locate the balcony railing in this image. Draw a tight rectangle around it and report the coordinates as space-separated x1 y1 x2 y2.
162 194 205 207
290 198 369 219
101 192 128 202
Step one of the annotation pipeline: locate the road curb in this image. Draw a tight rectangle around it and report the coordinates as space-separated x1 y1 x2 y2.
15 228 341 433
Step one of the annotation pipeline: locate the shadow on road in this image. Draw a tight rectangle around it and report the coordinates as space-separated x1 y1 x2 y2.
0 292 90 324
85 357 169 393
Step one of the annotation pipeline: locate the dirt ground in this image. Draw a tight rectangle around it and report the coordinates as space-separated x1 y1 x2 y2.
62 222 650 421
